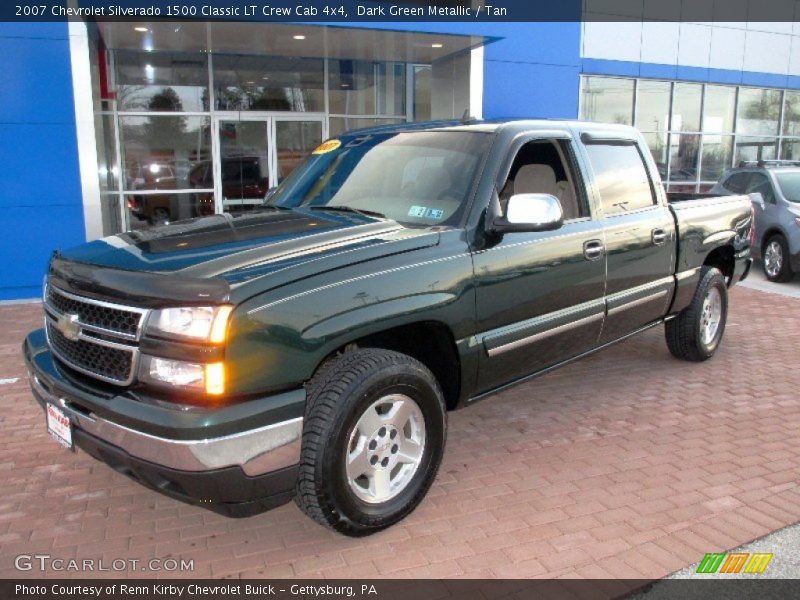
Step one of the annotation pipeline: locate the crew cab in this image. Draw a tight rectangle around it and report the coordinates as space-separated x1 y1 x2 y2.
24 120 753 536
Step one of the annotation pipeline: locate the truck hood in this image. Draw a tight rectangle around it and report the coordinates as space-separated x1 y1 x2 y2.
54 209 440 303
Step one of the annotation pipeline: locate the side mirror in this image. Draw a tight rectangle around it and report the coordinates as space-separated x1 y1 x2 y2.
264 186 278 201
749 192 765 210
487 193 564 234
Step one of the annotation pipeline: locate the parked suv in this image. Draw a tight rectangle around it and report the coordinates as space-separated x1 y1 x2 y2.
711 161 800 282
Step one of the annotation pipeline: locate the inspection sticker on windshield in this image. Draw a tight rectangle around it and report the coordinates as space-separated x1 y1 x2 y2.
408 206 443 219
312 139 341 154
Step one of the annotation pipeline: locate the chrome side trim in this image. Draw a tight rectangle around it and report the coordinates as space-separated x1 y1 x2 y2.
606 289 669 317
45 316 139 386
29 373 302 475
486 311 605 357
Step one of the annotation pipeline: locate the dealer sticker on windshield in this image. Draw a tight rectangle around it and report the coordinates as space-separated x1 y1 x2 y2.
312 139 341 154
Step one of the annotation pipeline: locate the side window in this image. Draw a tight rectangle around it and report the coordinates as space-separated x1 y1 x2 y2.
746 173 775 203
500 140 586 221
584 143 657 215
722 172 751 194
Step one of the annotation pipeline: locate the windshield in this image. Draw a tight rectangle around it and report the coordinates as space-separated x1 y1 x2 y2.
266 131 491 226
774 171 800 202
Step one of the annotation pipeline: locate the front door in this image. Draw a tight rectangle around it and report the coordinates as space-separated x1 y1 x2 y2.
213 115 324 215
473 135 607 393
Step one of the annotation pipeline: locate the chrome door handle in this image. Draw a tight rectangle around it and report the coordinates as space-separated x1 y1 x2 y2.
583 239 604 261
652 229 667 246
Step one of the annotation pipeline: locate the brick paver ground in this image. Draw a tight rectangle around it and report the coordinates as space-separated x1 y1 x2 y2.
1 286 799 579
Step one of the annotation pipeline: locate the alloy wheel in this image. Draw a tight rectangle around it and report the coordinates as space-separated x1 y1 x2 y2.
764 240 783 278
700 286 722 346
345 394 426 504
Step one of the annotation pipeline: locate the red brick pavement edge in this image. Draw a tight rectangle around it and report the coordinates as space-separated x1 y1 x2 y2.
0 286 798 579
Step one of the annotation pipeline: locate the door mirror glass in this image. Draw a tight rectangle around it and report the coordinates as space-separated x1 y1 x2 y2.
493 193 564 233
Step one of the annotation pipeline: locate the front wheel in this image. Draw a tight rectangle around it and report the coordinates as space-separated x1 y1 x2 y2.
295 348 446 536
665 267 728 362
763 235 794 282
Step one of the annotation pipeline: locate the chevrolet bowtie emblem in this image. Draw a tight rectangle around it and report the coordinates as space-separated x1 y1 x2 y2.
56 313 81 341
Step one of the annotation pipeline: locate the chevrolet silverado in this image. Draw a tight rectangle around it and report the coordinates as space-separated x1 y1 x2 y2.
24 120 753 536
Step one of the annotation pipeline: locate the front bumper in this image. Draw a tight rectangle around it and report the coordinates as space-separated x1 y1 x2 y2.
24 329 305 517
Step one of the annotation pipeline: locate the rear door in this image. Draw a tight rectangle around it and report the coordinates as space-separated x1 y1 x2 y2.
579 134 676 343
472 133 607 392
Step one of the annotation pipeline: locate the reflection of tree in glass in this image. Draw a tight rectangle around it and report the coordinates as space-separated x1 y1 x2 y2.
741 90 781 121
250 89 291 111
148 87 183 111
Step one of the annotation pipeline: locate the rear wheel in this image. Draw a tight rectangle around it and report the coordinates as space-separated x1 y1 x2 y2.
665 267 728 362
763 235 793 282
295 348 446 536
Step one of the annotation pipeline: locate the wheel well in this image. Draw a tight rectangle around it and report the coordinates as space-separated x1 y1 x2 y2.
704 245 735 284
326 322 461 410
760 228 784 254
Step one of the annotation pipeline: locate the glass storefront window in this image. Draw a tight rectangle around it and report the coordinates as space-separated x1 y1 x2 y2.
329 117 405 137
635 80 671 133
115 51 209 112
413 65 432 121
275 120 323 184
119 116 212 191
213 55 324 112
580 76 634 125
783 91 800 136
328 60 406 116
125 192 213 228
641 132 669 180
700 135 733 181
781 139 800 160
703 85 736 134
672 83 702 132
737 88 782 136
735 137 778 164
669 134 700 181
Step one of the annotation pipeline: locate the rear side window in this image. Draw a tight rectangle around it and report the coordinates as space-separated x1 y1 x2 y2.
584 143 656 215
722 172 751 194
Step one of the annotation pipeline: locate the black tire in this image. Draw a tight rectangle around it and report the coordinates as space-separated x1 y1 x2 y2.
665 267 728 362
762 234 794 283
295 348 446 536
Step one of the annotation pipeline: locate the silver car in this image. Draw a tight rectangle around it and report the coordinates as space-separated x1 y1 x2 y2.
711 161 800 282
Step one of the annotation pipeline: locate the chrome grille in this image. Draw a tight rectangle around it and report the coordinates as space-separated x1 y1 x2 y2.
46 286 145 339
43 284 148 385
46 320 135 384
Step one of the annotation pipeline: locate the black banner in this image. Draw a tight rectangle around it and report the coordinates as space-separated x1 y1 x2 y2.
2 579 800 600
4 0 800 23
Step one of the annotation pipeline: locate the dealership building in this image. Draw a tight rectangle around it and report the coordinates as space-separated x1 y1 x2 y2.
4 3 800 299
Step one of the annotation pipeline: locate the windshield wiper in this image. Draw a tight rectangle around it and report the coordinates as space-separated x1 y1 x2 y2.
307 206 386 219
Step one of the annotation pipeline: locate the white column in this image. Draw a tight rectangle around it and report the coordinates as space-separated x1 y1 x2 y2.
470 45 484 119
68 21 103 241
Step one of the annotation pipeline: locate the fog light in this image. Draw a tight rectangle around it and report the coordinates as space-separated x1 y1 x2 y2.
140 356 225 396
145 356 204 390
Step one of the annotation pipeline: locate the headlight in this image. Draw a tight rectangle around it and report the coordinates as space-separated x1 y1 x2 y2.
147 305 233 343
139 356 225 396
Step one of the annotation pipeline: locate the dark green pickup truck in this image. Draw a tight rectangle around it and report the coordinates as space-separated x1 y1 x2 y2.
25 120 753 536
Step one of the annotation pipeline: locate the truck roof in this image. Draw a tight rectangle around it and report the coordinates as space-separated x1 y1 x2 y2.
335 118 637 139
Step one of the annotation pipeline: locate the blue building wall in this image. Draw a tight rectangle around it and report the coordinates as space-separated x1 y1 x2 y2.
582 57 800 91
0 23 86 300
343 21 583 120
